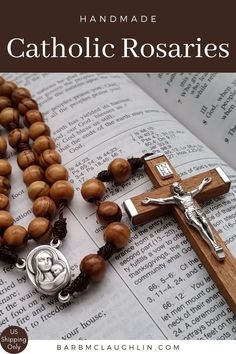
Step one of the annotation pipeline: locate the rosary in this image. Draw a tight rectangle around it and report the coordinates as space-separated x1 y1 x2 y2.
0 76 236 313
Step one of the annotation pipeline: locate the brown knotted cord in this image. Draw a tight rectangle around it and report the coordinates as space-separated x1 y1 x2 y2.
97 152 153 182
52 202 67 243
0 245 22 264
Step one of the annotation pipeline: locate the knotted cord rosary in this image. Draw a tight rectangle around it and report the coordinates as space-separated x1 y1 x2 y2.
0 75 151 303
0 76 236 314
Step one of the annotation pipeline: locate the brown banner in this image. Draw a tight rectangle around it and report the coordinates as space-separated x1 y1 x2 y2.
0 0 235 72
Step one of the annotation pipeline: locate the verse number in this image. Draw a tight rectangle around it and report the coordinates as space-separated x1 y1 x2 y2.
148 283 158 291
162 301 173 310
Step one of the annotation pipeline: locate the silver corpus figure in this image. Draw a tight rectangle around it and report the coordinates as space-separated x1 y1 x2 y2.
142 177 225 261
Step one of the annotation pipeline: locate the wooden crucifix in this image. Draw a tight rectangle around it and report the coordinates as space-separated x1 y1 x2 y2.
123 153 236 314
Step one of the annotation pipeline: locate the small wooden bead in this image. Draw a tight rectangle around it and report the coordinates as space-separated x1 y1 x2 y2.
0 176 11 196
0 194 9 210
24 110 44 126
0 81 17 97
50 180 74 202
45 164 68 184
0 210 13 228
18 98 38 115
81 178 106 203
104 222 130 249
0 96 12 112
28 181 50 200
17 150 37 170
97 201 122 225
0 159 12 176
28 217 52 243
33 136 55 155
8 128 29 148
33 196 56 218
80 254 106 282
0 136 7 156
29 122 50 140
3 225 27 247
23 165 45 186
108 158 132 184
38 149 61 168
0 107 19 128
11 87 31 105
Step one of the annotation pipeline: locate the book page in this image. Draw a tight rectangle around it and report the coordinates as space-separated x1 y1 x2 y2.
128 73 236 170
0 73 236 340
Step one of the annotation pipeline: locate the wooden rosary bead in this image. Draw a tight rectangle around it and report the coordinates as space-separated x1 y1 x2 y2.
0 176 11 196
3 225 27 247
0 194 9 210
108 158 132 184
81 178 106 203
96 201 122 225
8 128 29 148
28 217 52 243
80 254 106 282
50 180 74 202
38 149 61 168
0 136 7 156
11 87 31 105
28 122 50 140
28 181 50 200
0 81 17 97
0 107 19 128
0 77 5 85
18 98 38 115
104 222 130 249
45 164 68 184
23 165 45 186
0 159 12 176
17 150 37 170
0 210 13 228
33 196 56 218
24 109 44 126
33 136 55 155
0 96 12 112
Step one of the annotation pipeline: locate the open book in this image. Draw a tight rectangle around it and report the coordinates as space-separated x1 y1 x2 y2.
0 73 236 340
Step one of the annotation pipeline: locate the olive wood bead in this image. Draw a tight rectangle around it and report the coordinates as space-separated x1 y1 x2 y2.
3 225 27 247
33 196 56 218
80 254 106 282
33 136 55 155
0 136 7 156
0 81 17 97
81 178 106 203
24 110 44 127
0 194 9 210
17 150 37 170
108 158 132 184
29 122 50 140
23 165 45 186
0 107 19 128
0 176 11 196
0 96 12 112
11 87 31 105
50 180 74 202
0 210 13 228
45 164 68 184
18 98 38 115
104 222 130 249
8 128 29 148
28 217 52 243
0 159 12 176
38 149 61 168
28 181 50 200
96 201 122 225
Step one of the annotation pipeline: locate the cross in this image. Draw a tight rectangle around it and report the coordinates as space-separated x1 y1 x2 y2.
123 153 236 314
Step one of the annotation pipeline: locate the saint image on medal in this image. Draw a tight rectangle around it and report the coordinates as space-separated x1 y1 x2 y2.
26 246 71 295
